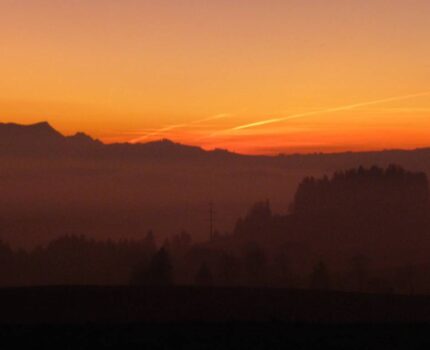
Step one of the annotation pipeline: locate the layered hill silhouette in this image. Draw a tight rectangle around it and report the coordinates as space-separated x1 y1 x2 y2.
3 121 430 163
0 122 100 156
0 122 222 158
2 121 430 249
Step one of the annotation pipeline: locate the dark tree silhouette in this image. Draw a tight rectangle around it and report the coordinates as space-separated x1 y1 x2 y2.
170 230 192 255
273 249 292 287
143 230 157 255
292 165 429 219
243 243 267 286
235 200 272 236
310 261 331 290
195 262 213 286
348 255 370 292
140 247 173 286
290 165 430 267
218 253 241 286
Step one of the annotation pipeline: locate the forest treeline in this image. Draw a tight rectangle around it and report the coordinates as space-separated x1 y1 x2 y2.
1 164 430 294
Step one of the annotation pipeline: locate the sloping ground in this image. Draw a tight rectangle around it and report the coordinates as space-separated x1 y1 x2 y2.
0 286 430 324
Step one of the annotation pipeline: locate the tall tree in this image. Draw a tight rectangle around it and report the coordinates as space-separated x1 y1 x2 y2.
195 262 213 286
310 261 331 290
131 246 173 286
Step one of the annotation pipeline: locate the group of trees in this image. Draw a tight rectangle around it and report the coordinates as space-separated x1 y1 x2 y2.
289 165 430 267
0 233 156 286
0 231 339 290
0 165 429 294
0 235 412 294
292 165 429 217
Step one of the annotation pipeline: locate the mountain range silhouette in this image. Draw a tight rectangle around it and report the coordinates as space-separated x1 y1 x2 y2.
2 121 430 249
2 121 430 163
0 122 228 158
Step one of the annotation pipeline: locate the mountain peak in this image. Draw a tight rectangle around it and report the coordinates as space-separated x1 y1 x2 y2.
29 121 54 129
141 138 204 153
0 121 63 136
144 138 182 147
0 121 67 155
67 132 100 144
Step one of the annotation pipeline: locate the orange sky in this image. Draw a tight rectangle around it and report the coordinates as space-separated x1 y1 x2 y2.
0 0 429 154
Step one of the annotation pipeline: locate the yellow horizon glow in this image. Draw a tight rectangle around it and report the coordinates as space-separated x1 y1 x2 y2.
0 0 429 154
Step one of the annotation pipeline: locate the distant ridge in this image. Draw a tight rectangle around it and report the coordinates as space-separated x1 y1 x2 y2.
0 122 234 159
0 121 63 141
0 122 102 156
1 121 430 162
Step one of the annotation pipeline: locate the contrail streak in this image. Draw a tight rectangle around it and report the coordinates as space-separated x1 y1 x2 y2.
130 113 231 143
229 91 430 132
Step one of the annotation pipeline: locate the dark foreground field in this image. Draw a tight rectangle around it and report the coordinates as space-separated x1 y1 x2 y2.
1 286 430 348
2 285 430 323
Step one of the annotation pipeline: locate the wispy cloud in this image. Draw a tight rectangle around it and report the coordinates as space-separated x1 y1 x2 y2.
215 91 430 135
354 107 430 114
129 113 232 143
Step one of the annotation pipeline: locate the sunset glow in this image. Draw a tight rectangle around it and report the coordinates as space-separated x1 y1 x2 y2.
1 0 429 154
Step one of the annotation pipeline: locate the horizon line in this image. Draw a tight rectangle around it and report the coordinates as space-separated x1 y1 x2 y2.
2 120 430 158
